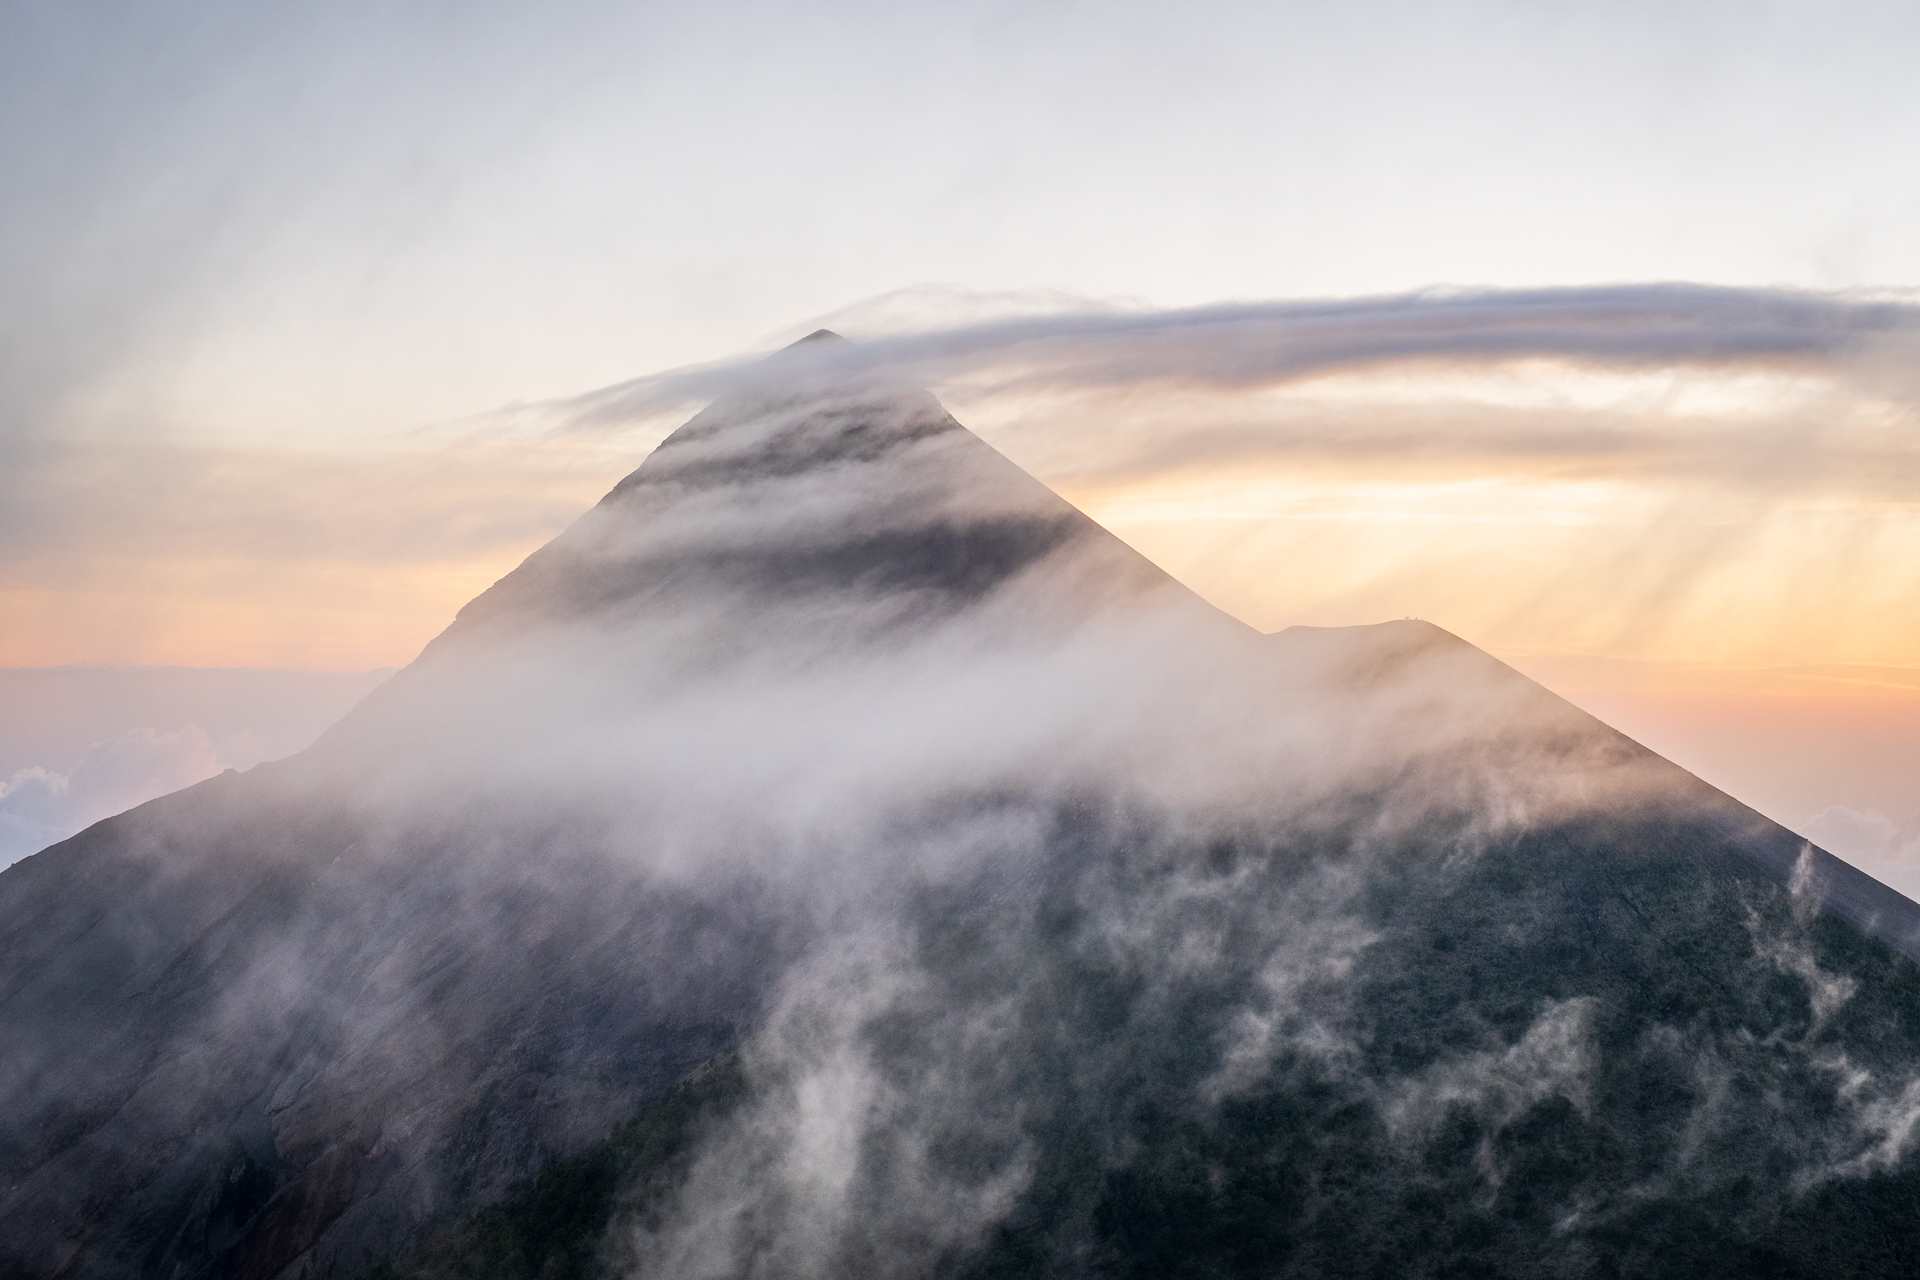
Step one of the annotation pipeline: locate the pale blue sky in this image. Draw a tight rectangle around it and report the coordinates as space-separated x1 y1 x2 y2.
6 0 1920 451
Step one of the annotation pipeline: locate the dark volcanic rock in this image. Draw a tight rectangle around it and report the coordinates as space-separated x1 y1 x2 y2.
4 335 1920 1279
0 775 767 1280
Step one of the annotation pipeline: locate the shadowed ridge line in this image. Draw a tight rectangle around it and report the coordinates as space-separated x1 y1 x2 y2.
1268 619 1920 963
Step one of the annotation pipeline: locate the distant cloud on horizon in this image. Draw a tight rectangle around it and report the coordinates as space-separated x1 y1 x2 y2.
0 665 392 866
1805 806 1920 892
0 726 225 869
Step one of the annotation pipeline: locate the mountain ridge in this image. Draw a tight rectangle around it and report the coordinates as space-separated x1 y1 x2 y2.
6 352 1920 1278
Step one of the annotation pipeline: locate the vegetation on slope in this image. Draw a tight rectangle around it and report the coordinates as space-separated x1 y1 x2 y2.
361 1054 743 1280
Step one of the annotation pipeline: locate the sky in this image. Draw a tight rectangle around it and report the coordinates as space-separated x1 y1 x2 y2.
1 0 1917 875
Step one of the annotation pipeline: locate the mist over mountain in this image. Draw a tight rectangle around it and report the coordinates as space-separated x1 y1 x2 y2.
6 334 1920 1278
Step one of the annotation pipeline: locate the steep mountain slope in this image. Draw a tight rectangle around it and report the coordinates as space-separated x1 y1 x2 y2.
3 334 1919 1279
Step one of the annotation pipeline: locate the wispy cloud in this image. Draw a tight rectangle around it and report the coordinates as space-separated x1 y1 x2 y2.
7 284 1920 671
559 283 1920 428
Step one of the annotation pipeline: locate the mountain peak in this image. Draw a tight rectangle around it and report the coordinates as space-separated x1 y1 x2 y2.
15 338 1920 1280
422 357 1200 647
764 328 851 364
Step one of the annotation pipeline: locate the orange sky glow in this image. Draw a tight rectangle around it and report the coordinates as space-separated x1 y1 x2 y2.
3 333 1915 885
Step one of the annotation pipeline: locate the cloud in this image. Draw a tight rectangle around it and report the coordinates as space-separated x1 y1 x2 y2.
0 725 226 868
11 344 1920 1276
1805 807 1920 885
540 284 1920 547
496 284 1920 672
1383 997 1602 1175
8 282 1920 670
561 283 1920 436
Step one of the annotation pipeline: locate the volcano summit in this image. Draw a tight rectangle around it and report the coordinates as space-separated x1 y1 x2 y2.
5 336 1920 1279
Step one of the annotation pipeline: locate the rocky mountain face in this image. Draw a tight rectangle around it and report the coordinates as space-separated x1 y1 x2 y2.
5 334 1920 1279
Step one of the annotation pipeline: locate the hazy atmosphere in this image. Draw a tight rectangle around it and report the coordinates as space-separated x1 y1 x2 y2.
6 0 1917 883
5 7 1920 1273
